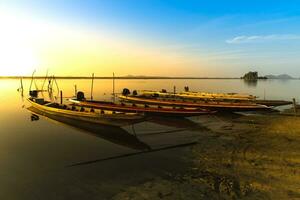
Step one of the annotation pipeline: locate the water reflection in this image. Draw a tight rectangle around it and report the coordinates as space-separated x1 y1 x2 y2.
243 79 257 87
27 106 151 151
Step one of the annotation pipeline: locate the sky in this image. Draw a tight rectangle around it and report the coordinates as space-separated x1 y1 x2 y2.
0 0 300 77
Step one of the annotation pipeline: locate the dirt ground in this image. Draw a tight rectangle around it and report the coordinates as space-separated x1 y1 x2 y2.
112 114 300 200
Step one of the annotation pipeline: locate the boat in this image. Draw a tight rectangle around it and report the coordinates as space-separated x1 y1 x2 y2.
118 95 271 112
138 90 256 101
27 97 145 127
68 91 215 117
69 99 216 117
129 90 292 107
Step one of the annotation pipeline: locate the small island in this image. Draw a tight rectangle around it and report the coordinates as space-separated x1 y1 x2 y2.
242 71 267 80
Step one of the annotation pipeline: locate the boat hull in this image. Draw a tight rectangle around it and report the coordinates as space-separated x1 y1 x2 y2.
118 95 271 112
255 100 292 107
139 90 256 101
69 99 215 117
27 98 144 127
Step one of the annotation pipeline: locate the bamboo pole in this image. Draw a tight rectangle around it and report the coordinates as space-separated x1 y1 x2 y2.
41 70 48 91
20 77 23 90
67 141 197 167
20 77 24 97
91 73 94 100
29 70 36 91
113 72 115 102
74 84 77 97
60 91 63 104
293 98 297 115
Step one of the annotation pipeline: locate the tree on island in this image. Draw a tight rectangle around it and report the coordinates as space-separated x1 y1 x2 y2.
242 71 267 80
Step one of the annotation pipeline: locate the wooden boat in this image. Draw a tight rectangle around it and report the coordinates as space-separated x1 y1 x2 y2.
132 90 292 107
137 90 256 101
69 99 216 117
118 95 271 112
27 106 150 150
128 90 292 107
27 97 145 127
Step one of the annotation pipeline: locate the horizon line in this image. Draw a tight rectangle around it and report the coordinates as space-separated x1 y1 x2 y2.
0 75 298 80
0 75 242 80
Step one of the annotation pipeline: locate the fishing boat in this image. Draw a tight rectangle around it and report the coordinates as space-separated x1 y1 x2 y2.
138 90 256 101
27 97 145 127
182 91 292 106
68 91 215 117
69 99 216 117
125 89 291 107
118 94 271 112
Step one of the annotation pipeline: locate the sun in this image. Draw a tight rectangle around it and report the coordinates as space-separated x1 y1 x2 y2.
0 46 38 76
0 10 39 76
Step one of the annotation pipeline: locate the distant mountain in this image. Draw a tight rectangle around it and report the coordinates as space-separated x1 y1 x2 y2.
265 74 294 79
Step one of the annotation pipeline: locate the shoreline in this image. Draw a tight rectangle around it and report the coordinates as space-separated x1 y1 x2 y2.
113 114 300 200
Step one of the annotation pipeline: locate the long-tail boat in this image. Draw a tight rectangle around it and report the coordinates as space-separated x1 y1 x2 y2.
68 92 215 117
127 89 292 107
139 90 256 101
118 93 271 112
69 99 216 117
27 96 145 127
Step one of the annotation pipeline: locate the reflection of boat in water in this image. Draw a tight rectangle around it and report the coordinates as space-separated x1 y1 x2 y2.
27 106 151 151
28 97 145 127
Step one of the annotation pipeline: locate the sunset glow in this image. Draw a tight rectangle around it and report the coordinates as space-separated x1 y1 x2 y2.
0 1 300 77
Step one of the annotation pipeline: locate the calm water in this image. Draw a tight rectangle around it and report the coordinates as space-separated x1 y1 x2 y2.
0 78 298 199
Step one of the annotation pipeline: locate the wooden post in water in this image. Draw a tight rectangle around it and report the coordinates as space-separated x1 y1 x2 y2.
41 70 48 91
29 70 36 91
91 73 94 100
74 84 77 97
293 98 297 115
20 77 23 90
113 72 115 103
20 77 24 97
173 86 176 95
53 76 59 94
60 90 63 104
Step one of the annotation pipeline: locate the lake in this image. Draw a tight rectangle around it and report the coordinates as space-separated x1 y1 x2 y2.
0 78 298 199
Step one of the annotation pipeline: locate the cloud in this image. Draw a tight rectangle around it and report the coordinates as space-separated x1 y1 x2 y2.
226 34 300 44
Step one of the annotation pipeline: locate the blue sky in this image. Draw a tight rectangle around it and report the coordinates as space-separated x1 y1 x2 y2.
1 0 300 77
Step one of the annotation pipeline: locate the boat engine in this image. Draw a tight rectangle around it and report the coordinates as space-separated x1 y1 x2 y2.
29 90 38 98
122 88 130 96
77 91 85 100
